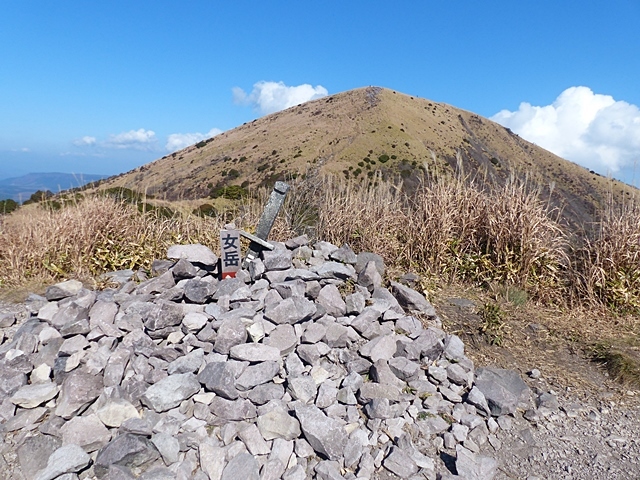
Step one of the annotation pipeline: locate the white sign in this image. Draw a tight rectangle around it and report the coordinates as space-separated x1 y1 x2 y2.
220 229 241 279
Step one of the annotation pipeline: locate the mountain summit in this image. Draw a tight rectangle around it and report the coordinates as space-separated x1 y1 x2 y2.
102 87 633 227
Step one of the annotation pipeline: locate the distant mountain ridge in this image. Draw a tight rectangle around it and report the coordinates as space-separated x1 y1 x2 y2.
0 172 108 202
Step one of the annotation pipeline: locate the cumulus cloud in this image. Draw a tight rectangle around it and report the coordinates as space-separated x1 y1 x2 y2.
233 81 328 114
165 128 223 153
73 136 97 147
491 86 640 174
105 129 157 150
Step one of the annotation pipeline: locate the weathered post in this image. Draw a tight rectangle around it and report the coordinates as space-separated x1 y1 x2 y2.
219 229 241 279
242 181 290 268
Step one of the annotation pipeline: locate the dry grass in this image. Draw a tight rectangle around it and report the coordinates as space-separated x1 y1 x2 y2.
1 174 639 314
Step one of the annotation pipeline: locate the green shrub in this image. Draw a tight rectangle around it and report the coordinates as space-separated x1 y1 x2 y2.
0 199 18 214
378 154 389 163
210 185 248 200
192 203 218 217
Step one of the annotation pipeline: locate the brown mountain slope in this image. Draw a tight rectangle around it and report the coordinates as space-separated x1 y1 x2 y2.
101 86 634 228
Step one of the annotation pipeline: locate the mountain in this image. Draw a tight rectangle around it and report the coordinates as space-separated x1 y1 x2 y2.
0 172 109 202
97 86 635 228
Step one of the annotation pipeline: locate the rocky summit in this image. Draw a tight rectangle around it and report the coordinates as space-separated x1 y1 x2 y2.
0 236 553 479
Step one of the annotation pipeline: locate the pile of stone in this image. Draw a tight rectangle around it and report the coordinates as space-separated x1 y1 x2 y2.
0 237 536 480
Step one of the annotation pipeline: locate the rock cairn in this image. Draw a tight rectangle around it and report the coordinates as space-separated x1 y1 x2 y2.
0 236 537 480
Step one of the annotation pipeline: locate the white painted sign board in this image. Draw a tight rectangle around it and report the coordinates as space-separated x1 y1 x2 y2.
220 229 241 279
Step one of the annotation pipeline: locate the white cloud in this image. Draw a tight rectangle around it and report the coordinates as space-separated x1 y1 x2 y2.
491 86 640 174
105 129 157 150
233 81 328 114
73 136 97 147
165 128 223 152
11 147 30 152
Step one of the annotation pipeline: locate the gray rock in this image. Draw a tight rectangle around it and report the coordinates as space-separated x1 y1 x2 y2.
315 460 346 480
221 453 260 480
45 280 84 301
455 445 497 480
209 397 257 421
142 302 184 331
364 398 391 419
151 433 181 465
294 404 348 461
235 361 280 391
104 347 132 387
389 281 436 316
184 278 217 304
474 367 531 416
214 318 248 354
17 433 62 479
357 261 383 291
141 373 200 412
229 343 281 362
257 405 302 441
287 375 318 404
264 324 298 355
199 444 226 480
316 284 347 317
10 381 59 408
355 252 385 275
312 261 357 281
168 348 205 375
136 271 176 295
465 386 491 416
262 249 293 271
50 303 90 330
329 244 357 264
264 296 316 325
271 279 306 298
383 446 418 478
60 414 111 452
247 382 285 405
167 244 218 266
170 258 198 279
94 434 160 478
345 292 366 315
55 371 104 419
238 423 271 455
96 397 140 427
33 444 91 480
359 335 397 362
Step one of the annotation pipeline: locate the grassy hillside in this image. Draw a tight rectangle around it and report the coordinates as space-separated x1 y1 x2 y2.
98 87 635 230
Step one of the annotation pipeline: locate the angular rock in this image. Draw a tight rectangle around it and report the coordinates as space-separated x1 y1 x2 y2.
264 296 316 325
474 367 531 416
235 361 280 391
316 284 347 317
55 371 104 419
294 404 347 461
213 318 248 354
17 433 62 480
45 280 84 301
383 446 418 478
94 434 160 478
264 324 298 355
197 361 240 400
389 281 436 316
167 244 218 266
140 373 200 413
221 453 259 480
455 444 498 480
33 444 91 480
257 406 301 441
10 381 59 408
229 343 281 362
60 414 111 452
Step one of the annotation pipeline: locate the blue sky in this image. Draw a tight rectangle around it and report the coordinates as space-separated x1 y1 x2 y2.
1 1 639 185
